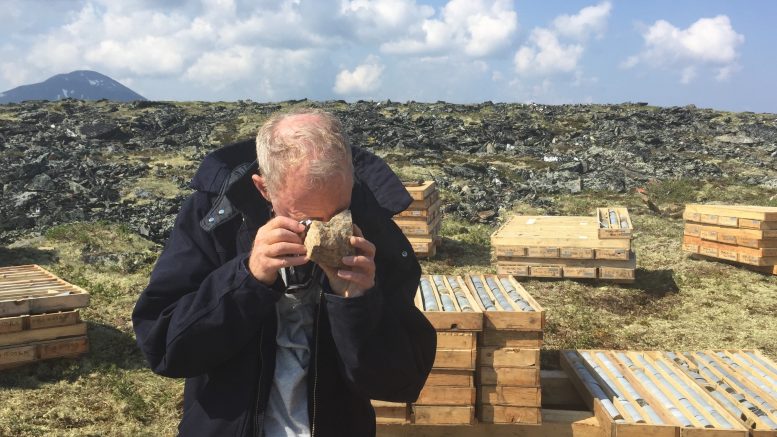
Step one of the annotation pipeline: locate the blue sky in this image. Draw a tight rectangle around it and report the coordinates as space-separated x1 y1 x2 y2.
1 0 775 112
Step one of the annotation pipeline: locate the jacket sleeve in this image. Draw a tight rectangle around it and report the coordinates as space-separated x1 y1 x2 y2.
131 191 282 378
324 217 436 402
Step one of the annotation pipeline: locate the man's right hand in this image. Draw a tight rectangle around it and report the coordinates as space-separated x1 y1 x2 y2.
248 217 308 285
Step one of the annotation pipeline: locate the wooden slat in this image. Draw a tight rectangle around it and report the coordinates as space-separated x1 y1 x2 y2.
478 405 541 424
416 386 476 406
479 385 542 407
377 409 601 437
0 310 80 334
433 348 477 370
425 369 474 387
478 367 540 386
0 322 87 347
435 332 476 350
412 405 475 425
479 330 543 348
0 336 88 369
478 347 540 368
684 204 777 222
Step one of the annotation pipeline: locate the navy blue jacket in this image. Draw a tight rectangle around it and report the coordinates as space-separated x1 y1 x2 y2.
132 139 436 436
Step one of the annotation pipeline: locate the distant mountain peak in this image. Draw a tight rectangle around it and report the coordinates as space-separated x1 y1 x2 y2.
0 70 146 104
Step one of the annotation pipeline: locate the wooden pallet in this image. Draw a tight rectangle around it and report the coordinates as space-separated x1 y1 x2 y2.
426 369 474 387
684 204 777 228
597 207 634 239
683 236 777 266
685 223 777 248
492 216 632 257
0 336 89 370
562 349 755 437
497 252 637 282
0 265 90 318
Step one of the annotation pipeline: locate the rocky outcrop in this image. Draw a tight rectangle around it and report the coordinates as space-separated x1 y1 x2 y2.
0 99 775 244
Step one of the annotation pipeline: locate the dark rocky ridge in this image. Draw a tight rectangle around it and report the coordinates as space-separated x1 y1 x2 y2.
0 99 775 244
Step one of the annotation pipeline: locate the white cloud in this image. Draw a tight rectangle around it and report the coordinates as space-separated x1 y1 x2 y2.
334 56 385 95
624 15 744 82
185 46 255 87
85 37 187 76
512 2 609 78
381 0 518 57
342 0 434 40
1 63 32 88
514 28 583 75
552 1 611 40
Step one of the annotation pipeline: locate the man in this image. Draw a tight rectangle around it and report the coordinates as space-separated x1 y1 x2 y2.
132 109 436 436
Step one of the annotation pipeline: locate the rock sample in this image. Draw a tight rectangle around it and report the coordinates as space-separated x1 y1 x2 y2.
304 210 355 268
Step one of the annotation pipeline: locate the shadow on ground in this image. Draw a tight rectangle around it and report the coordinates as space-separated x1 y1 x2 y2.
627 268 679 296
0 246 58 267
0 322 145 388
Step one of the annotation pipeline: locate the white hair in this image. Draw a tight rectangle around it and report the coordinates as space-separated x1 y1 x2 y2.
256 108 353 193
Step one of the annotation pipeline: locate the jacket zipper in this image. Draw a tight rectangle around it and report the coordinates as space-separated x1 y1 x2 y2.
311 290 323 437
254 327 266 437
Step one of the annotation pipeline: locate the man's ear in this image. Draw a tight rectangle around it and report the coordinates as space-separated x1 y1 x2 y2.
252 174 271 202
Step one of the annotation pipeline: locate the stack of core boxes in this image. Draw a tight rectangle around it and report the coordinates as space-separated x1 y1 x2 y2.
682 204 777 275
412 274 482 425
466 274 545 425
0 265 90 370
394 181 442 258
492 208 636 283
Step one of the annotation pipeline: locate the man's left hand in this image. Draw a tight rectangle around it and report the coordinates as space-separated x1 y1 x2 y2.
320 224 376 298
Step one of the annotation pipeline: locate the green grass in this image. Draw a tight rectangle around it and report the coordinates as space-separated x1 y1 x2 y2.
1 178 776 434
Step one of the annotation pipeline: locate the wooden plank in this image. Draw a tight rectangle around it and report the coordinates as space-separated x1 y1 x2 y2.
433 348 477 370
739 219 777 230
416 386 476 406
0 322 87 347
0 310 80 334
492 215 632 250
530 266 563 278
478 367 540 386
479 386 542 407
435 332 476 350
425 370 474 387
479 347 540 368
685 223 777 246
684 204 777 222
377 409 602 437
479 330 543 348
0 336 89 369
395 215 442 236
683 236 777 265
479 405 541 424
411 405 475 425
0 265 90 318
395 198 442 219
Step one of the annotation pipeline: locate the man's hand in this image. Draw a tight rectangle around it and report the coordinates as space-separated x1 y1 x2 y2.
248 217 308 285
320 224 376 298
